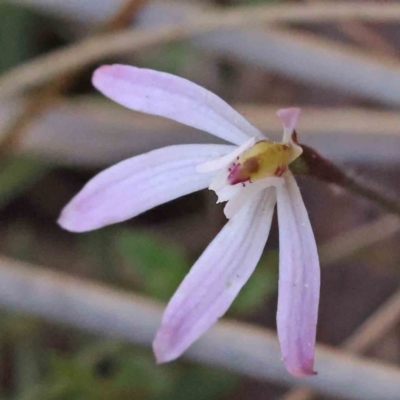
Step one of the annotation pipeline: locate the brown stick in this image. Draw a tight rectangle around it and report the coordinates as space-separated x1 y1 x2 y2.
2 3 400 101
306 0 398 57
292 143 400 218
0 256 400 400
319 215 400 267
0 0 148 157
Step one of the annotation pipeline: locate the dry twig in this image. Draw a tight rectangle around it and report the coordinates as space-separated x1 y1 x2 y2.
0 0 148 156
291 142 400 217
3 100 399 167
306 0 399 57
0 256 400 400
319 215 400 266
2 3 400 100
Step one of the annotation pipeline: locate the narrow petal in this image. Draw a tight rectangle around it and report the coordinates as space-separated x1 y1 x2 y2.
153 189 276 363
276 171 320 377
58 144 234 232
93 65 264 145
209 168 230 192
276 108 303 161
196 137 256 173
277 108 300 141
224 177 283 219
215 184 241 203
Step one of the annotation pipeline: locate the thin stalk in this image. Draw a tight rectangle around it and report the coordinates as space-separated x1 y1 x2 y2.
292 143 400 217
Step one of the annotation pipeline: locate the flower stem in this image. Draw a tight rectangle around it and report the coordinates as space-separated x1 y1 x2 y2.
291 143 400 216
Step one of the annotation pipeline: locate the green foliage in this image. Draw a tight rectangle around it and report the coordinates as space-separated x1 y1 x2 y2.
114 228 278 316
231 250 279 316
0 4 63 73
139 42 193 76
0 156 51 208
114 229 190 301
289 156 309 176
77 228 118 282
160 365 236 400
0 314 41 342
0 217 274 400
17 343 169 400
15 341 237 400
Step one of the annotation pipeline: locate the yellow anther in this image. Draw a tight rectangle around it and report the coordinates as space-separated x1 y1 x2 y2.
228 140 299 185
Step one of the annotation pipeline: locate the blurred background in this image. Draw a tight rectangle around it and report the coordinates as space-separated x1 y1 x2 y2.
1 1 400 399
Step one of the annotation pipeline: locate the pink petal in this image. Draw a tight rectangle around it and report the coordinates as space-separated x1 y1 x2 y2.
153 189 276 363
276 108 303 161
196 137 256 173
276 171 320 377
58 144 233 232
215 184 241 203
93 65 263 145
276 107 301 136
224 177 283 219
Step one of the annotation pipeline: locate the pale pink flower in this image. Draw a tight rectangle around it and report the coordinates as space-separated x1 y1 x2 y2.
58 65 320 377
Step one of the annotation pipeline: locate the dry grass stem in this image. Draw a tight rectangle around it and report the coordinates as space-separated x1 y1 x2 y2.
0 0 148 155
2 3 400 100
0 257 400 400
319 216 400 266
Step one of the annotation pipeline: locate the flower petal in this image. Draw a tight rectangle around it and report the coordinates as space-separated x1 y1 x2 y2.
58 144 234 232
276 108 303 162
209 168 230 192
276 171 320 377
277 108 300 140
224 177 283 219
153 189 276 363
196 137 256 173
93 65 263 145
215 184 241 203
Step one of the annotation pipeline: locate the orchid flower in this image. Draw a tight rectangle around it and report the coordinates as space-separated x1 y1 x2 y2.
58 65 320 377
